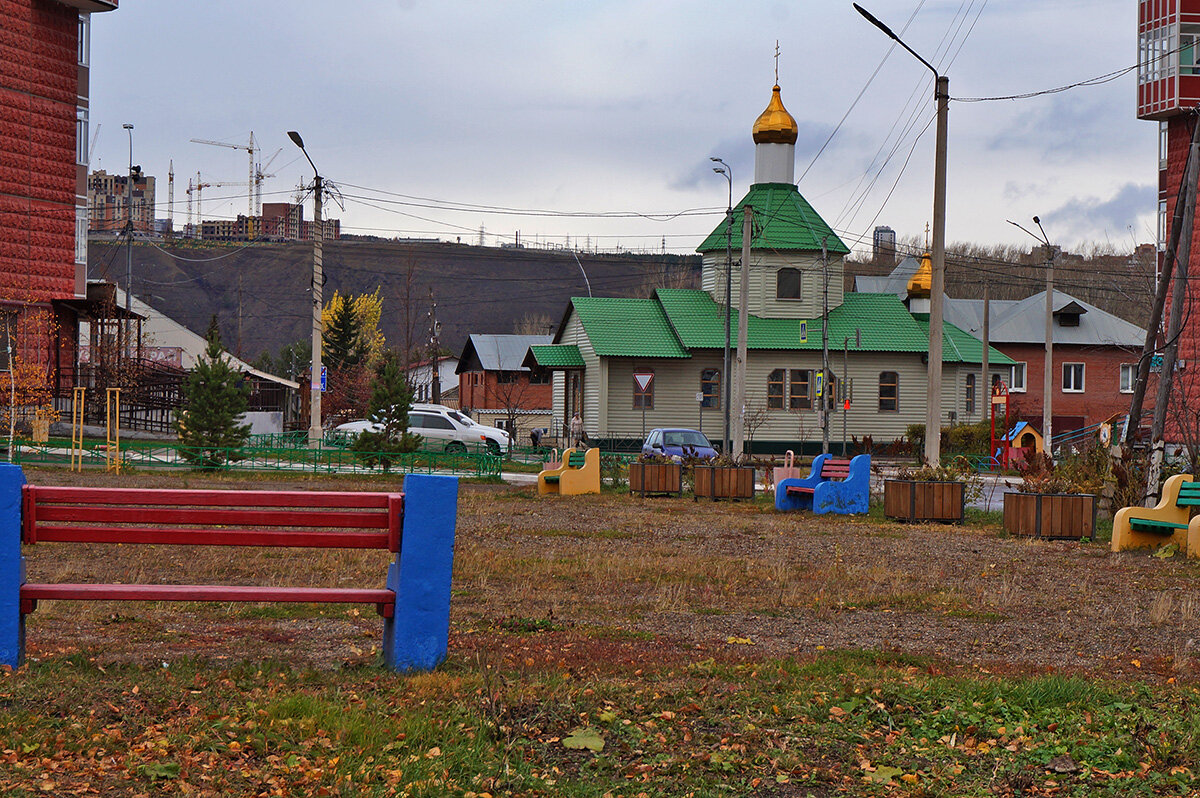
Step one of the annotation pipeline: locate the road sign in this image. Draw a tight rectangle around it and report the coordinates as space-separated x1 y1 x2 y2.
815 371 823 397
320 366 327 392
634 372 654 392
1150 354 1164 373
799 321 808 344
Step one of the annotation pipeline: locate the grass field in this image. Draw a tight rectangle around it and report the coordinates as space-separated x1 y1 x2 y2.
5 467 1200 797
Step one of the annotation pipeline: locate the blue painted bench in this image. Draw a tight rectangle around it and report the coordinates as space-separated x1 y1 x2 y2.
775 453 871 515
0 467 458 671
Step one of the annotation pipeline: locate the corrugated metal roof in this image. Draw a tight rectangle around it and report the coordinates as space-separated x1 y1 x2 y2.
860 260 1147 348
696 183 850 255
457 334 553 373
572 297 691 358
527 344 585 367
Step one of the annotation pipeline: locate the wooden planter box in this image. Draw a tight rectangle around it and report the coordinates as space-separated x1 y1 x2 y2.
693 466 756 501
1003 492 1096 541
628 462 683 497
884 479 965 523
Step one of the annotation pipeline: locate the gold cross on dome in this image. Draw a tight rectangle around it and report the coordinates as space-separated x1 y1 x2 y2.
775 40 781 83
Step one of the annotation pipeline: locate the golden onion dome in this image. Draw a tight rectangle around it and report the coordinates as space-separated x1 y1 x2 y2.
907 253 933 299
752 84 799 145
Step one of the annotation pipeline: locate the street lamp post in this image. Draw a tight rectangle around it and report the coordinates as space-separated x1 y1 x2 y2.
288 131 325 448
710 157 733 455
855 3 949 467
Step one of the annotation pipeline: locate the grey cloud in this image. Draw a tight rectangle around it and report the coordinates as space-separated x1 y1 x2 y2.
1041 182 1156 241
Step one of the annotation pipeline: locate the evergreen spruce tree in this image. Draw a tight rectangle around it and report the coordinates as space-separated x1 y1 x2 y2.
174 317 252 468
351 352 421 471
323 296 362 371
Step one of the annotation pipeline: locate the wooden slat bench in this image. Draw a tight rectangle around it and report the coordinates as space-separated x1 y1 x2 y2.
0 470 460 671
1112 474 1200 557
776 453 871 515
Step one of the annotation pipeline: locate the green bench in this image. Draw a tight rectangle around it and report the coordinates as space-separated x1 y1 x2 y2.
1130 481 1200 534
537 447 600 495
542 451 586 484
1112 474 1200 557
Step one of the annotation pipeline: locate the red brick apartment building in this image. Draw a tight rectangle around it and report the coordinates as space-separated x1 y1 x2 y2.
456 334 553 434
1139 0 1200 437
1 0 117 376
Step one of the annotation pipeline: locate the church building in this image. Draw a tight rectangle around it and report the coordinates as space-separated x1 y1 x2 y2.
526 81 1010 453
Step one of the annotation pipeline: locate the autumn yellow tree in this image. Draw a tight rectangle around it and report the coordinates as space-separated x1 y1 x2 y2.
320 290 387 422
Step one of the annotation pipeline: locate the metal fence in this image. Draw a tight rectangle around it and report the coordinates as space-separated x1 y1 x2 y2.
11 439 501 479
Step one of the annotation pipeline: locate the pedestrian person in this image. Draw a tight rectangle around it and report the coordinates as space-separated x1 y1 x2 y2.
570 412 585 448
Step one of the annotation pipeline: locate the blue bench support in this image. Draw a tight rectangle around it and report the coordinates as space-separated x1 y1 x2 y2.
0 464 25 668
384 473 459 672
776 453 871 515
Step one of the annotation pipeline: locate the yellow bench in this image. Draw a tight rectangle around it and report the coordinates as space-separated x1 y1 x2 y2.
538 447 600 496
1112 474 1200 557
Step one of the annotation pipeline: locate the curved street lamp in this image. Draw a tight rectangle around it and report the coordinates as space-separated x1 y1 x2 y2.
855 3 949 467
710 157 733 455
288 130 325 448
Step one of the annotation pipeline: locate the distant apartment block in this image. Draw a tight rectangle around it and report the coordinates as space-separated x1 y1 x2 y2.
87 169 155 234
872 225 896 266
196 202 339 242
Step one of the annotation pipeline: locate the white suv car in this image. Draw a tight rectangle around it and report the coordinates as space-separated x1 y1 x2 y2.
336 404 510 455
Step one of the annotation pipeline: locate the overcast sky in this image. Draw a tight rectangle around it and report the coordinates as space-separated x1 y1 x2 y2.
88 0 1152 258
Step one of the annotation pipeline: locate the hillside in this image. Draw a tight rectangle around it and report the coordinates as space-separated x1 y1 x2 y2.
88 240 700 363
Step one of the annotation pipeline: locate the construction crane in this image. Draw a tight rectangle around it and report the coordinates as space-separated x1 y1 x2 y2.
190 133 256 219
253 147 282 216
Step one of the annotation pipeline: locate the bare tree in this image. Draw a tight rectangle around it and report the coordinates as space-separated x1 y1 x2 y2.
512 312 555 336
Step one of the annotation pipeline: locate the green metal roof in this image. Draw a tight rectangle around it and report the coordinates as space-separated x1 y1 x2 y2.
571 297 690 358
528 344 585 368
656 289 928 352
916 319 1016 366
697 183 850 255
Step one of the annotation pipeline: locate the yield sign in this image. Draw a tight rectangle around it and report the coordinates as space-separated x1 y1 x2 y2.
634 372 654 392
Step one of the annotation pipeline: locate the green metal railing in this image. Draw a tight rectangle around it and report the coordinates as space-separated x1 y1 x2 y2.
11 439 501 478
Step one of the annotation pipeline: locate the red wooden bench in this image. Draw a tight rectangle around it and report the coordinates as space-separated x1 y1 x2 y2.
19 486 403 618
784 458 851 496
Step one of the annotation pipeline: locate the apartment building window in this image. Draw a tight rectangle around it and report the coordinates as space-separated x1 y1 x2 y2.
879 371 899 412
700 369 720 408
767 369 785 409
633 368 654 409
789 369 812 410
965 373 976 415
76 107 88 165
1011 362 1027 392
78 14 90 66
75 208 88 265
1160 121 1170 169
776 268 802 300
1120 363 1137 394
1063 362 1085 393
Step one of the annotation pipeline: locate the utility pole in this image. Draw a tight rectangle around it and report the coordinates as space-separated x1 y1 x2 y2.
429 294 442 404
1041 224 1055 454
1126 114 1200 449
981 282 990 403
1146 128 1200 502
122 123 134 361
926 74 949 467
842 335 849 456
733 205 752 459
287 131 324 448
821 237 830 455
